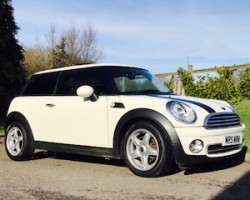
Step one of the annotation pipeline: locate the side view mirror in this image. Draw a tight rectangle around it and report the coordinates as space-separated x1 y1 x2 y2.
76 85 98 102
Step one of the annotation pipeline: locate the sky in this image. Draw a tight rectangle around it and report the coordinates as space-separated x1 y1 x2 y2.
11 0 250 74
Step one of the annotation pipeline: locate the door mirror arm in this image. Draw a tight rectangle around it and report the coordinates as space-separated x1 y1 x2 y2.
89 93 98 102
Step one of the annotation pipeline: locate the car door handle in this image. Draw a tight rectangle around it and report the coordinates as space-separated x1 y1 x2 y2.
46 104 55 107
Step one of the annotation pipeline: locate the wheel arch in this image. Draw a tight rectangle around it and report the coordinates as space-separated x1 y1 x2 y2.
113 108 179 157
4 112 34 141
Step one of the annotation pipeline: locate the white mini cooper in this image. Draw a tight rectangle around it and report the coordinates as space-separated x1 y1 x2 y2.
4 64 246 177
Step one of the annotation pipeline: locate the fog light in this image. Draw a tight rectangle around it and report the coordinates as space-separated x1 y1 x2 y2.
189 140 204 153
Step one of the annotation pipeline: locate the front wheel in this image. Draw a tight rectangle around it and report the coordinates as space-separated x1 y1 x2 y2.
122 121 173 177
5 121 34 161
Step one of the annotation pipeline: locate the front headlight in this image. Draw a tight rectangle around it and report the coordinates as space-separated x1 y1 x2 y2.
167 101 197 124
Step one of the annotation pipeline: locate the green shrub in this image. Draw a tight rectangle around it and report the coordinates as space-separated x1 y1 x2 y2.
239 69 250 100
165 67 243 104
164 76 174 91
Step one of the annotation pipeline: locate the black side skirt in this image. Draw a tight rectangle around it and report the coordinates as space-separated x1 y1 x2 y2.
34 141 121 159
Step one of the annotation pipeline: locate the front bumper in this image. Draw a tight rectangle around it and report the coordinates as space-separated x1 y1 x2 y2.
172 142 247 169
171 124 246 168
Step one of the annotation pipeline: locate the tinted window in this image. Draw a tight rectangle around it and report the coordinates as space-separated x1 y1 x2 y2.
22 73 59 96
56 68 103 95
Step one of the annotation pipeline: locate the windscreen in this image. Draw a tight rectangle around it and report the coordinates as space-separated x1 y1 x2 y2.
103 67 171 95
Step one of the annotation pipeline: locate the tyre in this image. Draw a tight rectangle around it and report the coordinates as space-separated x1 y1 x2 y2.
122 121 173 177
5 121 34 161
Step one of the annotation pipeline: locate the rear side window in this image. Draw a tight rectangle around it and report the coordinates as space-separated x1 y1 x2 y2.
22 72 59 96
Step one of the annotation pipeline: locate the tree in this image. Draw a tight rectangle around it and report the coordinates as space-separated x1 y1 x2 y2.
23 21 103 75
23 44 50 78
52 37 69 68
52 21 103 65
64 22 103 64
0 0 26 118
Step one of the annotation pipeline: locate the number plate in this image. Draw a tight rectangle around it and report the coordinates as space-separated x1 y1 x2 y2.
223 135 242 146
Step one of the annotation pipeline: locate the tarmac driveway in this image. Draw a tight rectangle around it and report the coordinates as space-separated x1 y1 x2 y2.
0 137 250 200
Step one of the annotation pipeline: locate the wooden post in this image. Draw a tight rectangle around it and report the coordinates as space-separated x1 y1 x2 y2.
188 65 193 74
173 76 185 96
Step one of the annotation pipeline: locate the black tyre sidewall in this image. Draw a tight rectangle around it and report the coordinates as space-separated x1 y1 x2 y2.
122 121 173 177
5 121 34 161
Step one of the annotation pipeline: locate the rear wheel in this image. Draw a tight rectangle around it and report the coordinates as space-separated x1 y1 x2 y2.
122 121 173 177
5 121 34 161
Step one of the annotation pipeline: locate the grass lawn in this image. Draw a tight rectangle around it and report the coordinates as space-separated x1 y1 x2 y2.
0 117 4 137
0 123 4 137
235 100 250 151
0 101 249 150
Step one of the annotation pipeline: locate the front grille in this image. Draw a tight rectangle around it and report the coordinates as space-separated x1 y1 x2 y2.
204 113 241 129
208 144 241 154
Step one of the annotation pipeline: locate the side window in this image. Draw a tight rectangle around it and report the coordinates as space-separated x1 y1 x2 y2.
55 68 103 96
22 73 59 96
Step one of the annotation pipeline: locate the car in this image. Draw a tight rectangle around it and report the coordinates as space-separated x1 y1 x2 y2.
4 64 246 177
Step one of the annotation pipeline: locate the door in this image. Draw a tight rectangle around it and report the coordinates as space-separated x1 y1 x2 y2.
38 68 109 147
42 96 109 147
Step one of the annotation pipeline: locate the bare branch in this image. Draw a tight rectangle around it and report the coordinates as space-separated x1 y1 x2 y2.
46 23 58 50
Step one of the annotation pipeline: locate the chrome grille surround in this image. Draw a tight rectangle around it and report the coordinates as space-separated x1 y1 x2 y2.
204 112 241 129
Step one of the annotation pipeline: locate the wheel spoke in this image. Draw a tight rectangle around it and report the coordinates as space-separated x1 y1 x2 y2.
131 134 141 147
17 135 23 143
147 146 158 156
13 128 19 138
15 143 21 153
142 131 151 146
10 142 16 152
141 154 150 169
8 135 14 143
130 149 141 159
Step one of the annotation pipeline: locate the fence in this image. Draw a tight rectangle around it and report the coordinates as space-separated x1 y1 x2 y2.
155 63 250 95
